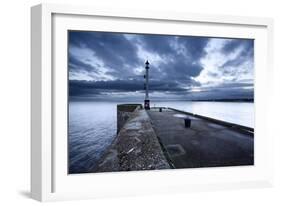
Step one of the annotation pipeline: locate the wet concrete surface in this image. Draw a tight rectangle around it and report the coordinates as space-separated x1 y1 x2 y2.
147 108 254 168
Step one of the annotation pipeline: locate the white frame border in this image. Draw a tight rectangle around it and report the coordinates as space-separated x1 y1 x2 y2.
31 3 274 202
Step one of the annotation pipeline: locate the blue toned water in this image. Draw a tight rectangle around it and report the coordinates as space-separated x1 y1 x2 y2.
68 101 254 173
68 101 118 173
154 101 254 128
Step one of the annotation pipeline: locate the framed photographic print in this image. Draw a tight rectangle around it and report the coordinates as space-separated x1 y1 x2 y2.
31 3 274 201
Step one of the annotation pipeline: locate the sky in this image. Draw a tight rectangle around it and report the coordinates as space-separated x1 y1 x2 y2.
68 31 254 101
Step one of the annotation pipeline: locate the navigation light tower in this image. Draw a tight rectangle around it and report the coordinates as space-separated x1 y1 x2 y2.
144 60 150 110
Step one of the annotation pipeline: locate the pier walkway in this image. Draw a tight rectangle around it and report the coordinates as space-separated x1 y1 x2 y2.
147 108 254 169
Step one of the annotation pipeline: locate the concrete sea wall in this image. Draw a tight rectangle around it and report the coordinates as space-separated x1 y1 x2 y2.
117 104 142 134
93 105 171 172
93 105 254 172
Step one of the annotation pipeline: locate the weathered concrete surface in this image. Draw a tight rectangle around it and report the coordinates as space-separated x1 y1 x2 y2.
117 104 142 134
93 109 171 172
147 108 254 169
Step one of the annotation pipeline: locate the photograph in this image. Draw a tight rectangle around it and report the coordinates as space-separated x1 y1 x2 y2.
68 30 254 174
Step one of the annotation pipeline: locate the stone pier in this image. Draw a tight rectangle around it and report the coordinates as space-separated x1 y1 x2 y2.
147 107 254 168
93 104 254 173
93 105 171 172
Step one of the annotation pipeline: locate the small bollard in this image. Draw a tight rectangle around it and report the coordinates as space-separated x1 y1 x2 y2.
159 108 162 112
184 118 191 128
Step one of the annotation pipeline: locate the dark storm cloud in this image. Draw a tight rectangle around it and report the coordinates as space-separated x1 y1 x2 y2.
139 35 175 55
69 31 141 78
220 39 254 69
69 54 98 73
176 36 209 60
70 32 139 67
69 31 209 81
190 87 253 100
69 79 253 101
68 31 254 100
69 79 189 97
165 59 203 79
138 35 209 81
178 81 254 101
212 82 253 89
140 35 208 59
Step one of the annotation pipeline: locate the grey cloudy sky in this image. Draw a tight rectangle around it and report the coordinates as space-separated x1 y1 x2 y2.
68 31 254 101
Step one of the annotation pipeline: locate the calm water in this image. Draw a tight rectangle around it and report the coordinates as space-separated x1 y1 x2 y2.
68 101 254 173
154 101 254 128
68 101 117 173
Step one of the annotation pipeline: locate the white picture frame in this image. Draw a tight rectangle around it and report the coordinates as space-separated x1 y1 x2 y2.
31 3 274 202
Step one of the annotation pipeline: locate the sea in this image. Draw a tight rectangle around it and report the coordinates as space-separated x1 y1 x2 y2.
68 101 254 173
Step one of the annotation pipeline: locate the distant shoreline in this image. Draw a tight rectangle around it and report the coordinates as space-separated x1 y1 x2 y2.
69 98 254 103
190 98 254 103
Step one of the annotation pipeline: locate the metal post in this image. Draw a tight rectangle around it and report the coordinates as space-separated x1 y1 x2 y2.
184 118 191 128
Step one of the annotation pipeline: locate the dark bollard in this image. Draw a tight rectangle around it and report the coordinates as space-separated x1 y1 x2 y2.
159 108 162 112
184 118 191 128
